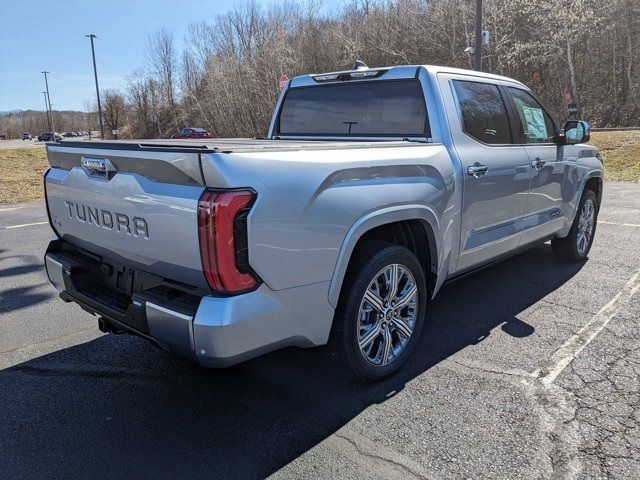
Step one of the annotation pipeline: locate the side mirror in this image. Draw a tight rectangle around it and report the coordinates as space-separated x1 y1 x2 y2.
563 120 590 145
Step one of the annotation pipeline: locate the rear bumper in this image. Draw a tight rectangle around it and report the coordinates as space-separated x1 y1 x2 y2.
45 242 334 367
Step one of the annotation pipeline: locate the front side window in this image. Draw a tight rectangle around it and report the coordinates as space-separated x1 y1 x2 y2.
453 80 511 144
508 88 556 143
278 80 428 136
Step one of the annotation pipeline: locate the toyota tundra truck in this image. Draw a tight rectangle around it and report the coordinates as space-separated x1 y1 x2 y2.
43 64 603 381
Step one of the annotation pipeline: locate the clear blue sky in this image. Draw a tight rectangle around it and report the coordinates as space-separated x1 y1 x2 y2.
0 0 340 112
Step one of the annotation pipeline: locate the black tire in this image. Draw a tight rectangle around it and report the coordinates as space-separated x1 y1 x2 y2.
551 189 598 262
328 242 427 382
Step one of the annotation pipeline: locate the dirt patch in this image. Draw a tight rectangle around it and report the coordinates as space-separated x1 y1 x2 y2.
591 130 640 182
0 148 49 204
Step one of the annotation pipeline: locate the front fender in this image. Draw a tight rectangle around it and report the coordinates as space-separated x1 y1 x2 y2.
327 205 450 307
557 153 603 238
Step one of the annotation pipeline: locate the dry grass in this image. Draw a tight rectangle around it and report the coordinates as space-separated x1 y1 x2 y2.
590 131 640 182
0 147 49 204
0 132 638 204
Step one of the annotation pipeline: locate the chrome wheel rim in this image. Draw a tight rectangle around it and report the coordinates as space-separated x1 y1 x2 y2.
357 264 418 366
577 198 595 256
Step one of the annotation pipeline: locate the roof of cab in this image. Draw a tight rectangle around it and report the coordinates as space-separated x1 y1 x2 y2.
289 64 527 89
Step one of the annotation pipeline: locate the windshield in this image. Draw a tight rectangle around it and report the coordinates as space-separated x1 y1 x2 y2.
278 80 429 137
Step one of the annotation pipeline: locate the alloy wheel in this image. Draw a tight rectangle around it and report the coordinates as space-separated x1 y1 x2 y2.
357 264 419 366
577 198 595 256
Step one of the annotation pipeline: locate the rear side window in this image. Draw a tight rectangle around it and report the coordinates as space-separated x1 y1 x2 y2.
278 80 428 136
453 80 511 144
508 88 556 143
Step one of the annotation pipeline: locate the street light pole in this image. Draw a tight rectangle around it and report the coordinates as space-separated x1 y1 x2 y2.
41 71 55 133
85 34 104 139
42 91 52 132
474 0 483 71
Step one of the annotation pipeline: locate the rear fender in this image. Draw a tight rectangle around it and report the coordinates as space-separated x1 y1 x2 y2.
328 205 446 307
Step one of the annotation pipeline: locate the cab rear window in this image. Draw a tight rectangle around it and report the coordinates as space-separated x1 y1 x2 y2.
453 80 512 144
278 80 429 137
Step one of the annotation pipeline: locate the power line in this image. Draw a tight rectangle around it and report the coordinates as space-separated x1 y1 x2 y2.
41 71 55 134
474 0 483 71
85 34 104 139
42 91 52 132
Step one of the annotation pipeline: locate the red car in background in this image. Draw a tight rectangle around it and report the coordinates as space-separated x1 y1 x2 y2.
171 127 213 139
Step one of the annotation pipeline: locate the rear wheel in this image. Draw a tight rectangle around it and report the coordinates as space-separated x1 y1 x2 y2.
328 243 427 382
552 189 598 262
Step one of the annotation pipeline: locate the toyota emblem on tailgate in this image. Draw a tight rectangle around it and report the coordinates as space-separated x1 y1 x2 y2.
81 157 117 180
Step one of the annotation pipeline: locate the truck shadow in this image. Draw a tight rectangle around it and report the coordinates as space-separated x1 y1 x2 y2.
0 243 584 479
0 252 52 313
0 274 54 314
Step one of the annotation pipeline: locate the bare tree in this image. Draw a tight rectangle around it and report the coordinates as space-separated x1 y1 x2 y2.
102 90 127 139
145 28 179 132
114 0 639 138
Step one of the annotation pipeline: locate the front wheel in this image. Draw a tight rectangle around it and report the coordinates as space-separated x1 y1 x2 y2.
552 189 598 262
328 243 427 382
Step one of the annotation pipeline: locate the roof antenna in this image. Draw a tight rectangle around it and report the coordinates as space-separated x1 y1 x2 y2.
352 60 368 70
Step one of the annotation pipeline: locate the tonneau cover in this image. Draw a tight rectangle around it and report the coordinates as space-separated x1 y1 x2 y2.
52 138 431 154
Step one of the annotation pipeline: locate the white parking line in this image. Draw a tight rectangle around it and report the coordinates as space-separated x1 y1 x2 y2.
536 268 640 384
599 220 640 228
0 207 22 212
5 221 49 229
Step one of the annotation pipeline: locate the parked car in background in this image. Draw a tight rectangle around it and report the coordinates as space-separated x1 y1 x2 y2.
38 132 61 142
0 133 7 140
22 132 32 140
171 127 213 139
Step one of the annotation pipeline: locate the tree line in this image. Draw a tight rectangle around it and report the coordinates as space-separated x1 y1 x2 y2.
4 0 639 140
0 110 93 139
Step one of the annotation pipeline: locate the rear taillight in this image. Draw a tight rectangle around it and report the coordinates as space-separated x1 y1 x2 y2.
198 189 258 294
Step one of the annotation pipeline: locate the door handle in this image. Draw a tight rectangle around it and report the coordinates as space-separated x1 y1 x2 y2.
531 158 546 170
467 163 488 178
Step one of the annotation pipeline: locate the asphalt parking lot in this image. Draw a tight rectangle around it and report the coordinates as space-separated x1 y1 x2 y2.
0 138 46 150
1 182 639 479
0 135 94 150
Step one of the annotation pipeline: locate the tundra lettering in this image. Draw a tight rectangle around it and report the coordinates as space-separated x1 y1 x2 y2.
63 200 149 238
44 64 602 381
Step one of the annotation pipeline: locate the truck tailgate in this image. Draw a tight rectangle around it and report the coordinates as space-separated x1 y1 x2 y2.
44 144 207 289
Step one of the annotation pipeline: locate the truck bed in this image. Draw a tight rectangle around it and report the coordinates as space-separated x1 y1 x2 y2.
44 137 446 293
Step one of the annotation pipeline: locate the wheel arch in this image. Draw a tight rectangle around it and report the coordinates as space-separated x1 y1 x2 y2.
583 174 603 208
557 170 603 239
328 205 443 308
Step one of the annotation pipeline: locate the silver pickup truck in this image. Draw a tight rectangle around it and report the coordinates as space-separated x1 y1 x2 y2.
44 64 602 381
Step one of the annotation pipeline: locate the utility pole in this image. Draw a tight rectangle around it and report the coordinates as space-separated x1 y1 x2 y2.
85 34 104 139
41 71 55 133
474 0 483 71
42 92 52 132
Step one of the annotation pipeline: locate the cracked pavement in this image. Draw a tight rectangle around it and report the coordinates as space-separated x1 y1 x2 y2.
1 182 640 479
